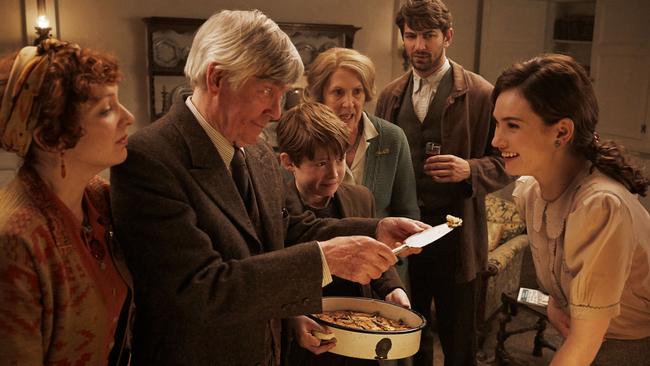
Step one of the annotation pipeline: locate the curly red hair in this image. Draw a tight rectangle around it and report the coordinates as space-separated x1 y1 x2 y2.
0 39 122 163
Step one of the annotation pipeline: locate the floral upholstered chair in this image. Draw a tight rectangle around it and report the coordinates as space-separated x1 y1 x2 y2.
476 193 528 359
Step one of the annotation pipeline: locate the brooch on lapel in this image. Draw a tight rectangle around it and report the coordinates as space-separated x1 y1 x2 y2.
376 148 391 155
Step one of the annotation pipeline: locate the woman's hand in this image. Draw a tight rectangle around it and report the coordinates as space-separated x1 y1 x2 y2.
384 288 411 309
549 315 610 366
287 315 337 355
547 297 571 338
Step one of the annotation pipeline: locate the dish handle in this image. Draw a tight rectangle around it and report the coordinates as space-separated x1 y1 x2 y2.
392 243 409 256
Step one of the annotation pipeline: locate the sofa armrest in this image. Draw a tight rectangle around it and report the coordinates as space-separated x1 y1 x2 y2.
487 234 529 276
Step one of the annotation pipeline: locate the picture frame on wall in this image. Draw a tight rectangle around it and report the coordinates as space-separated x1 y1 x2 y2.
143 16 360 120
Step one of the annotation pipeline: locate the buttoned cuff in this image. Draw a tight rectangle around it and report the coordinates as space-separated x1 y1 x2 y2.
317 241 333 287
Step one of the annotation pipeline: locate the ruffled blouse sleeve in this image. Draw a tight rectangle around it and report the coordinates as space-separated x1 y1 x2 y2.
564 192 635 320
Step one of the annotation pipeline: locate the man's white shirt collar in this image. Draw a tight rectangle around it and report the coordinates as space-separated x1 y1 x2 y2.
344 112 379 185
185 96 236 170
413 57 451 93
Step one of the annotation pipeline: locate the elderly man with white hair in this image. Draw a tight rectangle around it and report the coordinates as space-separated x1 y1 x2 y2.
110 9 426 366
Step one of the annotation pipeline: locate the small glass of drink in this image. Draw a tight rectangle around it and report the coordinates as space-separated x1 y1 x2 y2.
425 142 442 157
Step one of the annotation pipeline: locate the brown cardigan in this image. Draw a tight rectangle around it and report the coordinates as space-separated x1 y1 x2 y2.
376 61 513 282
284 180 405 298
0 168 134 366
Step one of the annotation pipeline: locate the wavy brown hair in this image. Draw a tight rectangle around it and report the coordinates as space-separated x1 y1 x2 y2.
395 0 453 37
277 102 350 166
0 39 121 165
492 54 649 196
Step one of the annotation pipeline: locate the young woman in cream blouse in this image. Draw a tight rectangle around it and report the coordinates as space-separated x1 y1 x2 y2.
491 54 650 365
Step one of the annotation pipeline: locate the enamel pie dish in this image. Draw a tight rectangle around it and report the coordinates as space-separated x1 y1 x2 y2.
308 296 426 360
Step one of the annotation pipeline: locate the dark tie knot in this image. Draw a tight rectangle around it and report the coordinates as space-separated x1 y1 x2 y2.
232 147 247 169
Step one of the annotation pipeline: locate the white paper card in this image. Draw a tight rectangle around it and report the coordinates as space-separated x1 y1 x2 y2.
517 287 549 307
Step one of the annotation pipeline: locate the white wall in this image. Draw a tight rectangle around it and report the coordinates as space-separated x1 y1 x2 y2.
0 0 24 51
444 0 480 72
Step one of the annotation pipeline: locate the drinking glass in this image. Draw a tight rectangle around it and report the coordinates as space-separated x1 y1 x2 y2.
425 142 441 157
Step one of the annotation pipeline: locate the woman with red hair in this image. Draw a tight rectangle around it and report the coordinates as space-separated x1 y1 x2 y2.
0 39 134 365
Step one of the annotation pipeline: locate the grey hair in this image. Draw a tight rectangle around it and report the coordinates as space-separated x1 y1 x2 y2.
184 9 304 90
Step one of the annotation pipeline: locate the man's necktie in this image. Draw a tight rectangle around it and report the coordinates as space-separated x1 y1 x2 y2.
231 147 263 241
413 78 433 122
231 147 251 206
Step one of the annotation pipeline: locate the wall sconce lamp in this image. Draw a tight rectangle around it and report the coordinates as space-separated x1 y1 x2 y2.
24 0 59 45
34 0 52 45
34 14 52 45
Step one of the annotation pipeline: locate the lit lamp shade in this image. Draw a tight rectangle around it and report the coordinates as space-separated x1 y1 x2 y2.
37 15 50 29
24 0 58 44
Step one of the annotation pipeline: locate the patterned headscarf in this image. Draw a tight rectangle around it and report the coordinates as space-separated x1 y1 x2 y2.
0 46 50 157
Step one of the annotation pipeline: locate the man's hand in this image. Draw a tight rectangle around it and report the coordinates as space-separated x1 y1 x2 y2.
424 154 470 183
375 217 430 256
384 288 411 309
320 236 397 285
547 297 571 338
288 316 336 355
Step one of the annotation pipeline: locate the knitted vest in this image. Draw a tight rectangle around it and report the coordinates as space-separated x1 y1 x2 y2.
395 70 465 217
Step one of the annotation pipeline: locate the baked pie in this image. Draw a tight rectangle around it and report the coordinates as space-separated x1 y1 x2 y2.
446 214 463 228
313 310 410 331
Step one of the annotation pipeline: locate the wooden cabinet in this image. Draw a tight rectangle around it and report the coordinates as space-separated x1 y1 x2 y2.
547 1 596 73
143 17 360 121
143 17 205 121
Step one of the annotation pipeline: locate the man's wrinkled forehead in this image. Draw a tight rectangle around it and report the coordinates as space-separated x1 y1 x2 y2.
254 76 294 92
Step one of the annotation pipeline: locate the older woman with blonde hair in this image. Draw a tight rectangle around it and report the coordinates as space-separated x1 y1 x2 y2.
306 47 419 222
0 39 134 365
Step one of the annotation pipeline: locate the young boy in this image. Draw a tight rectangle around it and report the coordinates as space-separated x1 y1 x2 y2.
277 102 409 365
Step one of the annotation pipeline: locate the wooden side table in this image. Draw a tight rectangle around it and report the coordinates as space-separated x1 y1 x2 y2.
495 291 557 365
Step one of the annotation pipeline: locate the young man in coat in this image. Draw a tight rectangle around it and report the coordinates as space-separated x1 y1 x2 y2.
375 1 512 365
